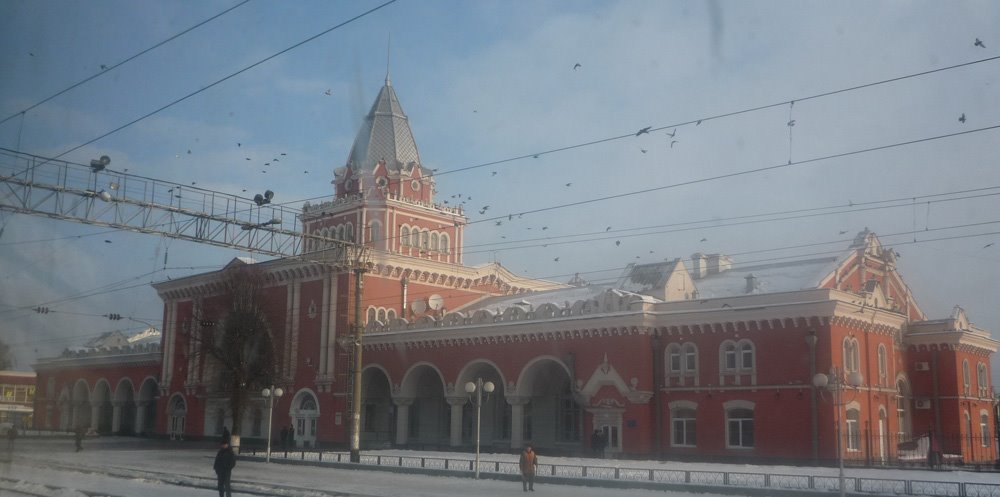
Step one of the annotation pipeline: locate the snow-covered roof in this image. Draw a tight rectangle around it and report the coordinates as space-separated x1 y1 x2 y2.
614 260 679 295
693 256 839 299
457 284 617 314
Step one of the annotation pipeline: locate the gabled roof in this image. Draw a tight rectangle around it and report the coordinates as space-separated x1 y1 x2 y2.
346 79 421 172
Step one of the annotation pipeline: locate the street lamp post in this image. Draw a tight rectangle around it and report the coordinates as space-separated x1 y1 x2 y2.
813 367 863 497
464 378 495 479
261 385 284 463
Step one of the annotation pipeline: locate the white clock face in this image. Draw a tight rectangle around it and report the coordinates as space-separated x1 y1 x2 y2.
411 180 421 191
411 298 427 314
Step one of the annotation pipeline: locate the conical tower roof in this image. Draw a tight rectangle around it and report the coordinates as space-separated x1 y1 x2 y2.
345 77 421 172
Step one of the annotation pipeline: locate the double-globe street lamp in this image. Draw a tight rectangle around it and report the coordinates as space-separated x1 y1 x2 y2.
262 385 284 463
813 367 863 497
464 378 495 479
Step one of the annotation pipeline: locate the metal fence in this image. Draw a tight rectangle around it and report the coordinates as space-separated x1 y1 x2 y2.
841 432 997 467
243 448 1000 497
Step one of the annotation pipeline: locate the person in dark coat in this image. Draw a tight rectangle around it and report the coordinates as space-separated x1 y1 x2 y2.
214 440 236 497
6 426 16 449
519 444 538 492
74 425 85 452
221 426 231 444
591 429 605 457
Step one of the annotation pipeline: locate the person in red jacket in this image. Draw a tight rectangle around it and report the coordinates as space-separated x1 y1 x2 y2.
519 444 538 492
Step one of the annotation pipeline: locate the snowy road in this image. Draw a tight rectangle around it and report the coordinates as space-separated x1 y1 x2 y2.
0 438 732 497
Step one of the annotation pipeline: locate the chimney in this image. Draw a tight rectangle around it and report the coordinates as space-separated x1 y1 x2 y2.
707 254 732 275
691 253 708 279
745 273 758 294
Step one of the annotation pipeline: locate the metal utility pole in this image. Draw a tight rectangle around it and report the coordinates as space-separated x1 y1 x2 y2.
349 264 366 463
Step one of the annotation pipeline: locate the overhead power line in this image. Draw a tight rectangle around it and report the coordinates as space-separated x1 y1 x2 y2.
0 0 252 127
13 0 399 177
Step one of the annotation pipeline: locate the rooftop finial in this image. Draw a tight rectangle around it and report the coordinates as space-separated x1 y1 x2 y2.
385 33 391 86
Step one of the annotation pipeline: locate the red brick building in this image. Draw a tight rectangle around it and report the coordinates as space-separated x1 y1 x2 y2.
33 78 998 464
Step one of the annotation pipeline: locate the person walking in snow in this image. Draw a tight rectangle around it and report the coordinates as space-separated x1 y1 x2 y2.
5 425 15 450
221 425 231 444
519 444 538 492
74 425 85 452
214 439 236 497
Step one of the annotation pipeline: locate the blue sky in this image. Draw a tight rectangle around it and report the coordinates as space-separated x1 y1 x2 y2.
1 1 1000 384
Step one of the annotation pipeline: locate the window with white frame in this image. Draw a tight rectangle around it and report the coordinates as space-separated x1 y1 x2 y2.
722 342 737 371
684 343 698 372
843 337 860 373
441 233 450 253
877 345 887 385
981 412 991 448
668 344 682 374
978 363 989 396
430 232 439 251
846 408 861 451
410 227 420 247
400 225 410 246
739 341 754 370
671 407 697 447
962 360 970 394
726 407 754 448
896 380 908 439
370 220 381 243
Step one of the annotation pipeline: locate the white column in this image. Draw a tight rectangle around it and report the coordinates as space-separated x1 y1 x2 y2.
508 396 529 450
447 397 466 447
394 398 413 445
111 401 123 433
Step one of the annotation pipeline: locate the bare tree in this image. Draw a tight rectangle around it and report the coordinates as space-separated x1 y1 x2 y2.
197 268 276 437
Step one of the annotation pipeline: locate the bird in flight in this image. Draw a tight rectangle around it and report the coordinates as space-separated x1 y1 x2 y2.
696 119 702 126
615 240 621 246
245 157 251 161
839 230 848 235
787 120 796 127
542 226 548 230
553 257 560 262
492 171 497 176
666 129 676 138
984 242 995 249
700 237 708 242
324 89 332 95
100 64 108 70
495 220 502 226
959 113 966 123
975 38 986 48
606 226 612 232
635 126 652 136
573 63 582 70
565 182 572 187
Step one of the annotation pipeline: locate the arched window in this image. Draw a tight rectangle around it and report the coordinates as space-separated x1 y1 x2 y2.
896 379 909 439
877 345 887 385
400 225 410 246
386 309 397 321
430 232 439 251
668 344 682 374
843 337 860 373
336 225 345 241
978 363 989 395
684 343 698 373
421 230 429 249
345 223 354 242
846 408 861 451
441 233 450 253
300 395 317 411
370 221 381 243
722 342 738 371
739 340 754 370
376 308 386 323
671 407 697 447
366 307 376 324
410 227 420 247
981 412 991 448
726 407 754 448
962 360 970 393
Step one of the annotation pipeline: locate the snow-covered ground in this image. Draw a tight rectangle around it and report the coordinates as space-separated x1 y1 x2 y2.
1 437 996 497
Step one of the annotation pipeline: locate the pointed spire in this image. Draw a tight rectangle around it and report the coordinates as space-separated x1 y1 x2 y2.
385 33 391 86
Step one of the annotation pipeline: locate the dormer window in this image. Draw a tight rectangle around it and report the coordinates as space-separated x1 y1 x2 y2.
411 180 421 191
